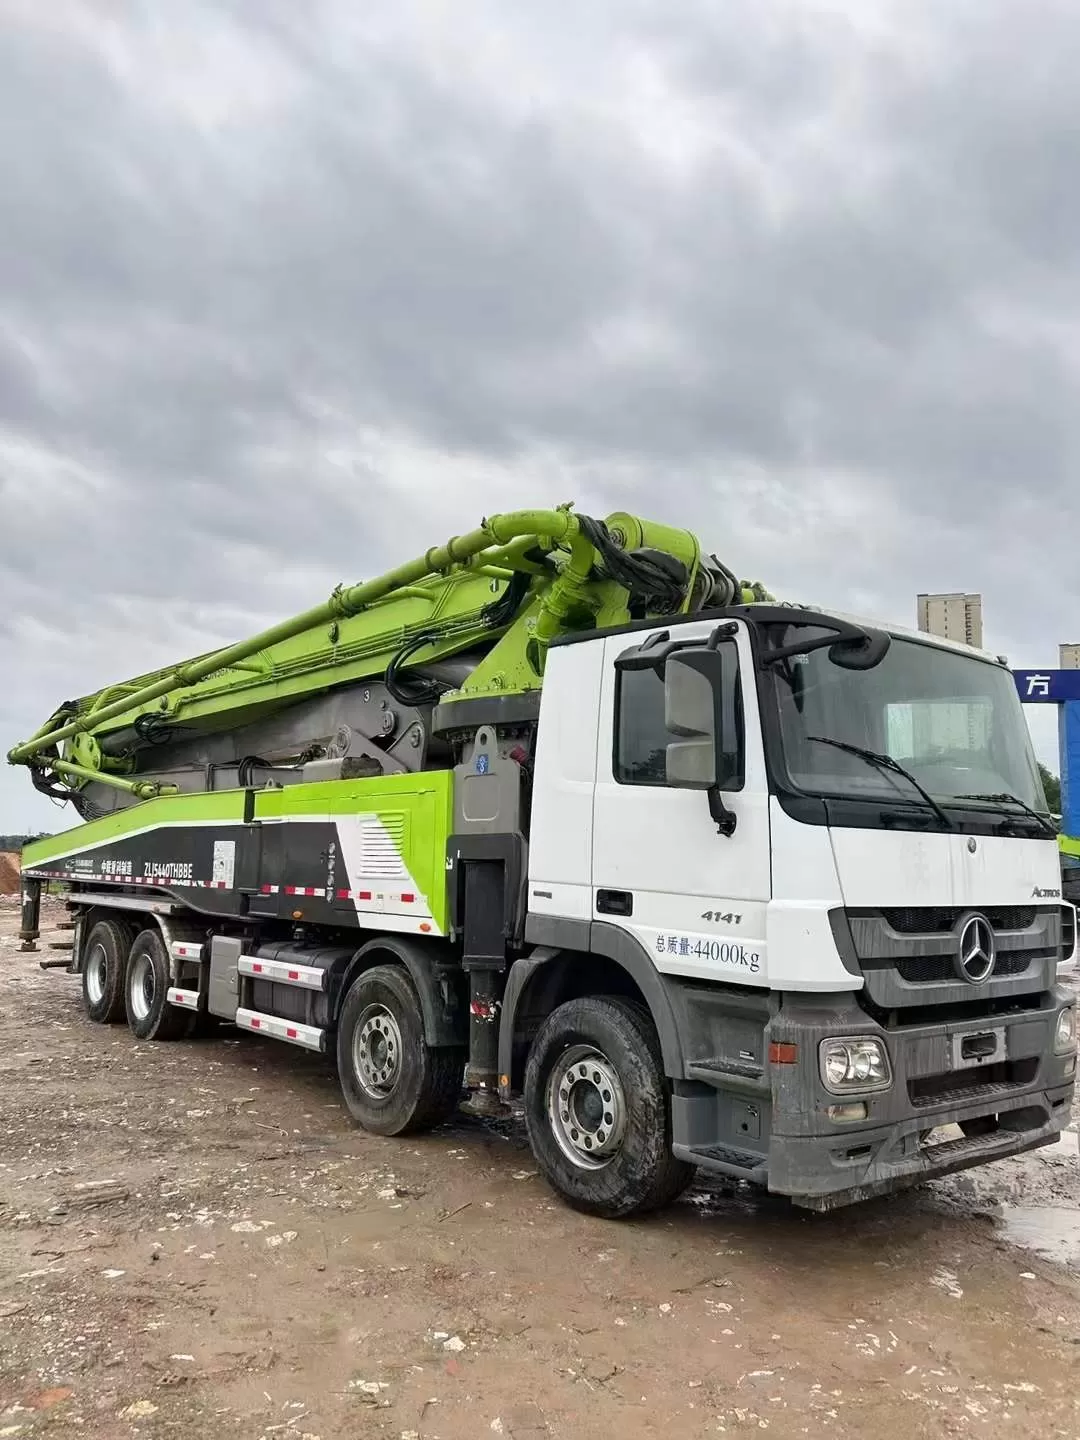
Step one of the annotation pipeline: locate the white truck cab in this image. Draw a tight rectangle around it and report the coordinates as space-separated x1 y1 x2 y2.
523 605 1076 1209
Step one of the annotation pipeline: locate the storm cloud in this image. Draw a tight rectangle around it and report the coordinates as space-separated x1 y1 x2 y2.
1 0 1076 826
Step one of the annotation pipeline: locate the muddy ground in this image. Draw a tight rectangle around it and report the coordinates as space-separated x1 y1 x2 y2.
1 899 1079 1440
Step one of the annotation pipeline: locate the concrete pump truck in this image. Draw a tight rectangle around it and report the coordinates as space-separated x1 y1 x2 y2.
8 505 1076 1217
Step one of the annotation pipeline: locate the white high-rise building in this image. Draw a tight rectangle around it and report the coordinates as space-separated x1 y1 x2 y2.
1060 644 1080 670
917 592 983 650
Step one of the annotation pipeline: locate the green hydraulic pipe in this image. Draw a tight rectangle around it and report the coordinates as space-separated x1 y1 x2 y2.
528 525 601 667
7 507 580 766
46 757 179 800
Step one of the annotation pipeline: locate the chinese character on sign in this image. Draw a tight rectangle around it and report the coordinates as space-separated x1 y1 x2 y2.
1026 674 1051 699
679 936 691 956
666 935 679 954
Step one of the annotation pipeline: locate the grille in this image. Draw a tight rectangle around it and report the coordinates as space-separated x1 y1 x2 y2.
896 953 1033 985
882 906 1037 935
356 814 407 879
1063 904 1076 960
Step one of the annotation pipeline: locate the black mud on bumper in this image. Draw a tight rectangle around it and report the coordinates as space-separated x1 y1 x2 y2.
763 986 1076 1211
769 1084 1073 1212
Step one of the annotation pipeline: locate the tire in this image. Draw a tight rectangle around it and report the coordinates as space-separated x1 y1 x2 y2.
124 929 190 1041
336 964 465 1136
523 995 694 1219
81 918 133 1024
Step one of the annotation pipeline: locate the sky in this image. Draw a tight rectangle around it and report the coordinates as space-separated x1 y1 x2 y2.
1 0 1076 831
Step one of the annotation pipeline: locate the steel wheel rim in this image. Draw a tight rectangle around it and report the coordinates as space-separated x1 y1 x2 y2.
547 1044 628 1171
85 943 108 1006
352 1003 402 1099
128 949 155 1022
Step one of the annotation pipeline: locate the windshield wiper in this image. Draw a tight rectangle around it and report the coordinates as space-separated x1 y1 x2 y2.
956 792 1057 839
806 737 955 830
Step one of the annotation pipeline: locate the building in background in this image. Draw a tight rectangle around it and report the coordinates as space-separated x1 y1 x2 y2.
917 592 983 649
1060 644 1080 670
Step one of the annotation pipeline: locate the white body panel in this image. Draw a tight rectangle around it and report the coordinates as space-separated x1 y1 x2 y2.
828 826 1062 908
529 640 602 923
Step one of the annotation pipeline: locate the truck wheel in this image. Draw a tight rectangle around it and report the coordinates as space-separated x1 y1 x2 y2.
336 965 464 1136
124 929 190 1042
523 995 694 1219
81 918 132 1024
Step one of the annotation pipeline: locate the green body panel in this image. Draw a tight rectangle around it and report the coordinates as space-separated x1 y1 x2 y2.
1062 835 1080 859
21 772 454 933
21 791 246 867
254 772 454 932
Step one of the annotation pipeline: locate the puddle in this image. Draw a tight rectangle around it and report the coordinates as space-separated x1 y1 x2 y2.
998 1205 1080 1267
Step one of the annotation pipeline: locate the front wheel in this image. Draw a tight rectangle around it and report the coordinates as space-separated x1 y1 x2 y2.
524 996 694 1219
336 965 464 1136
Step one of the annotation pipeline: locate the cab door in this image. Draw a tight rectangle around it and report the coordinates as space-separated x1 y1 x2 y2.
590 620 772 985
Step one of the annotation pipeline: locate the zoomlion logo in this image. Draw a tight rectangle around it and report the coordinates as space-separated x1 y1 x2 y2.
1032 886 1061 899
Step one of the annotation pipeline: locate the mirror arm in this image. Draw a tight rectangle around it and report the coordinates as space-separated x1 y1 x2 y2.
708 787 738 837
706 621 739 650
619 622 738 675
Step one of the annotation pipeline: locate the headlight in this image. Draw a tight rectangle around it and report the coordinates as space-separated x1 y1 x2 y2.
1054 1007 1077 1054
819 1037 892 1093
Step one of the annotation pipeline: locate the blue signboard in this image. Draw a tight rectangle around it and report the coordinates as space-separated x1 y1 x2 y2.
1013 670 1080 703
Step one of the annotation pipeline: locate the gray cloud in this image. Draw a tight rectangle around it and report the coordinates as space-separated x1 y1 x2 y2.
1 0 1076 826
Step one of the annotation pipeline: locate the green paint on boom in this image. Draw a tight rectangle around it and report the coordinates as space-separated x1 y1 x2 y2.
7 504 770 803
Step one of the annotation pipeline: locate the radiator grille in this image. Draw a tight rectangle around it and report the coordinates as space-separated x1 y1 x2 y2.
882 906 1036 935
896 953 1032 985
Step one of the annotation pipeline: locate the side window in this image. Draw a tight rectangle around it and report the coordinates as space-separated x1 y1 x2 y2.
614 642 745 789
614 667 670 784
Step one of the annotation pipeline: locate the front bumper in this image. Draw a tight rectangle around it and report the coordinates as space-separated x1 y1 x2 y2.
764 990 1076 1210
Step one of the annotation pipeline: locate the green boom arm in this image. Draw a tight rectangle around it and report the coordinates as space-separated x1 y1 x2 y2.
8 505 767 801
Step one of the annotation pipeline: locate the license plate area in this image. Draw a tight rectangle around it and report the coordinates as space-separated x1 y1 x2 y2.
951 1027 1006 1070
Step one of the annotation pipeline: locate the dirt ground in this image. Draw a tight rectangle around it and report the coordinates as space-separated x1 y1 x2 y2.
0 857 19 897
2 899 1080 1440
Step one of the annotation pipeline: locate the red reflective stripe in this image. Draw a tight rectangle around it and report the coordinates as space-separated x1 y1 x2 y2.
286 1027 297 1039
336 888 350 900
250 1017 261 1029
357 891 372 901
288 970 299 980
252 963 263 973
401 893 415 904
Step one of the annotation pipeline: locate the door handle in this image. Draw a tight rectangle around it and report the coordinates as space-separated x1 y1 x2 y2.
597 889 634 917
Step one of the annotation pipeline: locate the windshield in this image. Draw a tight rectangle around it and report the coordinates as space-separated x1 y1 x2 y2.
763 627 1048 816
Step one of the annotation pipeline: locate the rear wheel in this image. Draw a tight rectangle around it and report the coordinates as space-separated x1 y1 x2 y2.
124 929 190 1041
524 995 694 1219
336 965 464 1136
81 918 132 1024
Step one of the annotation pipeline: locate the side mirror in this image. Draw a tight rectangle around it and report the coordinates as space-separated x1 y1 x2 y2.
665 652 719 789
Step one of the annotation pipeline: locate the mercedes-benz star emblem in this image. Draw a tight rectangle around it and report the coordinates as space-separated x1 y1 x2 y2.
955 913 996 984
